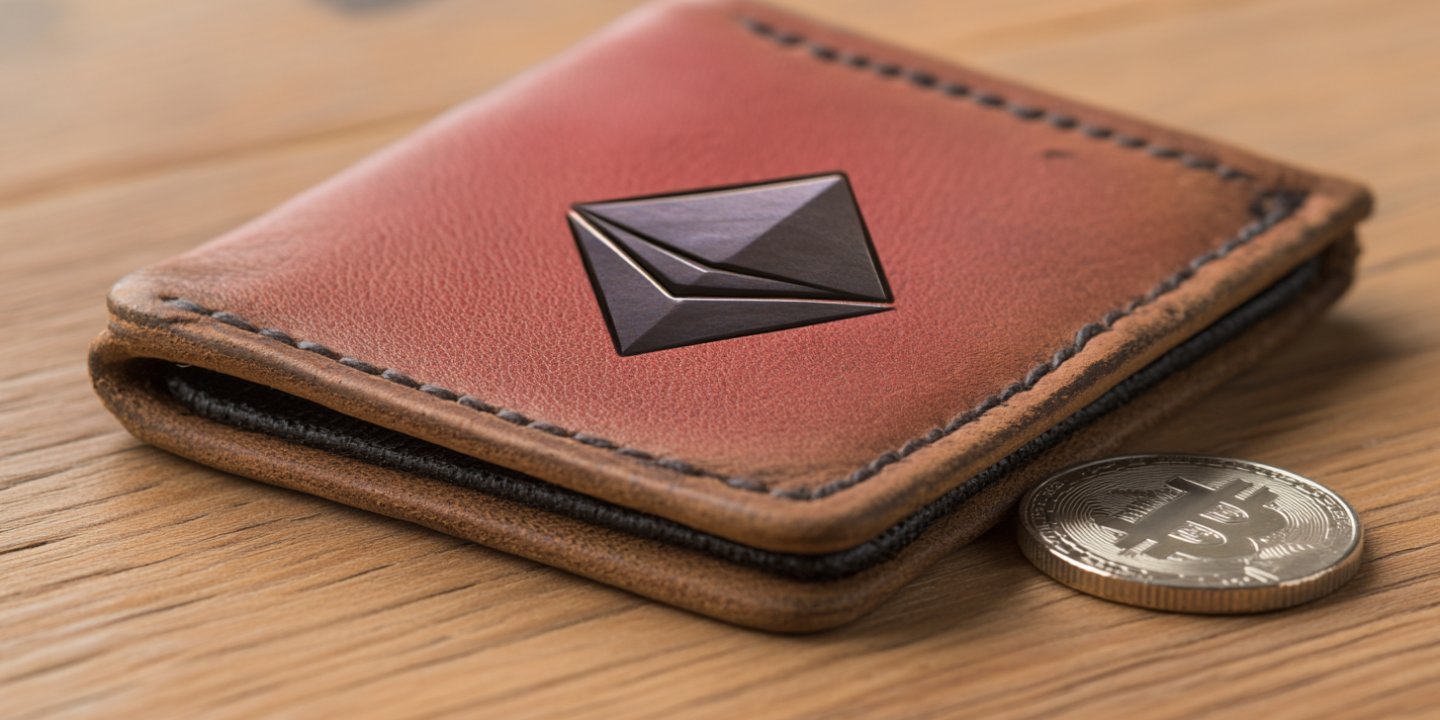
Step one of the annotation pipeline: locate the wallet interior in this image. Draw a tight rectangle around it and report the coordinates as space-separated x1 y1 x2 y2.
138 250 1324 582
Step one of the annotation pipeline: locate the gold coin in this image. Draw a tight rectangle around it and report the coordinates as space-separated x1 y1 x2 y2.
1018 454 1363 613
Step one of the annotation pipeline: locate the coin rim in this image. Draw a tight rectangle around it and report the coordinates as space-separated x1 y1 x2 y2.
1017 453 1364 614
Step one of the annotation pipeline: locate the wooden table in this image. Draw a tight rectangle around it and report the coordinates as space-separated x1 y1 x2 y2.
4 0 1438 717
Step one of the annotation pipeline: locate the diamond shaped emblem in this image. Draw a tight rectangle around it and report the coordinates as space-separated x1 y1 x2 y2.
569 174 893 355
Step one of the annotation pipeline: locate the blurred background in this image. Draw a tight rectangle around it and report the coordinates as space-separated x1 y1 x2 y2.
3 0 1430 222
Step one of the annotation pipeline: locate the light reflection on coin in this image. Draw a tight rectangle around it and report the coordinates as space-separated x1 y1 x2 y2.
1018 454 1363 613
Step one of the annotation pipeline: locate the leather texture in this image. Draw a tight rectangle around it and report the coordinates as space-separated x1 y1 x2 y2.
91 238 1359 631
89 0 1370 628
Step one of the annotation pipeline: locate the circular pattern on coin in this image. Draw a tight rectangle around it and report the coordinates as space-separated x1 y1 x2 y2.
1018 454 1363 613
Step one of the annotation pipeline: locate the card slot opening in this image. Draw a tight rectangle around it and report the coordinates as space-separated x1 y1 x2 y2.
127 256 1321 581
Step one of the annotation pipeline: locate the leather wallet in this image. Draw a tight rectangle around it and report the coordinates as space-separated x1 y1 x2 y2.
90 0 1371 631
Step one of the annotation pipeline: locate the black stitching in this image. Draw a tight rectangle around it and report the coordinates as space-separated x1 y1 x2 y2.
161 257 1321 581
1024 364 1050 387
907 70 937 88
792 190 1304 500
296 341 339 359
725 477 767 492
573 433 615 449
737 17 1253 182
259 328 295 345
1009 105 1043 120
151 17 1304 500
809 44 837 61
458 395 495 413
740 18 772 36
530 421 569 437
656 457 695 474
381 369 420 388
999 381 1024 401
1046 113 1077 129
339 357 382 375
420 385 457 401
1074 322 1107 348
211 312 255 332
167 298 209 314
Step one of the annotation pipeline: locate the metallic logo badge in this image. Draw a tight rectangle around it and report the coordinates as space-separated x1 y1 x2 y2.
569 174 892 355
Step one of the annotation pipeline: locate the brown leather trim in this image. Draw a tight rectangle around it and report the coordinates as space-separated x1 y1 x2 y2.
97 174 1368 555
90 237 1357 631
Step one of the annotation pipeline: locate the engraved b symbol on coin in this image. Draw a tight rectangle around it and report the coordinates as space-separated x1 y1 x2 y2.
1020 455 1362 613
1097 476 1287 560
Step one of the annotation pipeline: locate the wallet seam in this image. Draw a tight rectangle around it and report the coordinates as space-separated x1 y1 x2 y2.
157 250 1325 581
736 16 1254 182
148 6 1309 499
156 191 1302 499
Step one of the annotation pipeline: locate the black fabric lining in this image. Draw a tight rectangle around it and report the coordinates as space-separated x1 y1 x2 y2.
159 192 1304 498
160 257 1319 581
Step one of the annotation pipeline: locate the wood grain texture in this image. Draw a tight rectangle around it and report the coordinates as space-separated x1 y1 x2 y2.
1 0 1437 717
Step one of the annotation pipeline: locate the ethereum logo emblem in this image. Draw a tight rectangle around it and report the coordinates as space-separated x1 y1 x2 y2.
569 174 893 355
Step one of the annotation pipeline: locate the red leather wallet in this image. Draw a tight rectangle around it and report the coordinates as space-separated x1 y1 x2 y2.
90 0 1370 630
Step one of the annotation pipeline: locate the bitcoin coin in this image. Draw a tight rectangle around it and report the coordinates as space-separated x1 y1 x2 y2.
1018 454 1362 613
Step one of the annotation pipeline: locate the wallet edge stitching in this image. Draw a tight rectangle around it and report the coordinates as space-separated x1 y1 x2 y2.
148 10 1313 499
736 16 1253 182
156 191 1304 499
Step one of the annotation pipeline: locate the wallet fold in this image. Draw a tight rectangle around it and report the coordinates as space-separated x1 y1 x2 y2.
90 0 1370 630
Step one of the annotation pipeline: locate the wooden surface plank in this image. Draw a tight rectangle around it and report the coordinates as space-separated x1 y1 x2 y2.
2 0 1438 717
